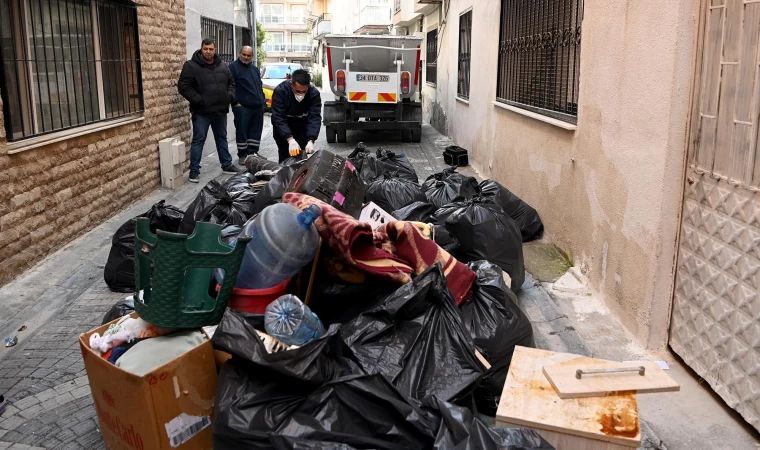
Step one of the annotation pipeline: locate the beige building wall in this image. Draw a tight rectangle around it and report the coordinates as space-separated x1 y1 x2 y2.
433 0 699 349
0 0 191 287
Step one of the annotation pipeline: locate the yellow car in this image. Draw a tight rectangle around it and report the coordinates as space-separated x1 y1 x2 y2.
263 84 274 112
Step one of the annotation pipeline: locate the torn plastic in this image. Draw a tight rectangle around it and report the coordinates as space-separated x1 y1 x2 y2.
461 261 535 415
434 198 525 292
180 179 258 233
422 169 480 208
479 180 544 242
392 201 437 223
365 176 427 215
104 200 184 292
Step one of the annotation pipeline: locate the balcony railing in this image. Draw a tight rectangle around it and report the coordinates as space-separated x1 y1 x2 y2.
312 13 332 38
395 0 401 13
262 43 312 53
259 14 307 25
359 5 392 27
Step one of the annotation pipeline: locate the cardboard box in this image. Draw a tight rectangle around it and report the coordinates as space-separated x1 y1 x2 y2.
79 314 217 450
359 201 396 230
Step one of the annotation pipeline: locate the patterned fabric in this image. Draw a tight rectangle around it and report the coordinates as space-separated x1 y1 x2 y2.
283 193 475 304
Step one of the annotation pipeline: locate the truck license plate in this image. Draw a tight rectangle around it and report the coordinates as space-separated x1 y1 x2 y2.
357 74 389 82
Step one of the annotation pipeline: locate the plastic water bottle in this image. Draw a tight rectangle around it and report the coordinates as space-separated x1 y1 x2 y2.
234 203 322 289
264 295 325 346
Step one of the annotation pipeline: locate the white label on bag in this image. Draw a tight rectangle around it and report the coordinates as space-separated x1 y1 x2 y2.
165 413 211 447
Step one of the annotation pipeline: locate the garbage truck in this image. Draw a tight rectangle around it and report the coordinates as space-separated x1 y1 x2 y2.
322 34 423 143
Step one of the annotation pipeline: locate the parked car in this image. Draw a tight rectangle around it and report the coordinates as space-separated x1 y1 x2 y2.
261 63 303 112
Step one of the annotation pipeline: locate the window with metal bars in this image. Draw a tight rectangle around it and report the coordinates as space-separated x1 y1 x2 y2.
457 10 472 100
426 29 437 86
496 0 583 124
201 17 234 64
0 0 143 142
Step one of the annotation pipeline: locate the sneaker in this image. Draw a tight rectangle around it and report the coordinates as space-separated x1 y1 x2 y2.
238 156 248 165
222 165 244 174
189 171 200 183
0 395 6 416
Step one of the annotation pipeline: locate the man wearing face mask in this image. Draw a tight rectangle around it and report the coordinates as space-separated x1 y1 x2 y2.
270 69 322 163
229 46 265 164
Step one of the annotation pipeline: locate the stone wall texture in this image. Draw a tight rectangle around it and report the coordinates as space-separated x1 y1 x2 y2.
0 0 191 286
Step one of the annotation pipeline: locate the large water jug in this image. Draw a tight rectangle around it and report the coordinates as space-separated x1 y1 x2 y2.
235 203 321 289
264 294 325 346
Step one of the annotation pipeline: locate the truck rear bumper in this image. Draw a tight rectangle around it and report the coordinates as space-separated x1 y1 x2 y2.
323 100 422 130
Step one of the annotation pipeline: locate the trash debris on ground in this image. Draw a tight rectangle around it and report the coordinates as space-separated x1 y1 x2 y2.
479 179 544 242
104 200 184 292
365 173 428 213
287 150 365 218
422 168 480 208
17 325 26 332
265 294 325 346
101 296 136 325
251 159 307 215
434 197 525 292
359 201 397 229
5 336 18 347
348 143 419 184
443 145 469 167
180 177 258 234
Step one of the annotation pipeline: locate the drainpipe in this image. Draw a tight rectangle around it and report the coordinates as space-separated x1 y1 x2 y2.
248 0 256 63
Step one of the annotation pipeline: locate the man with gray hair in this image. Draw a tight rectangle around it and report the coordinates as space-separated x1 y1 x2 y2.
229 46 266 164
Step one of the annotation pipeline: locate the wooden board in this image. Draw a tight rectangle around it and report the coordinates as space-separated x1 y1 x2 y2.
543 361 680 399
496 346 640 448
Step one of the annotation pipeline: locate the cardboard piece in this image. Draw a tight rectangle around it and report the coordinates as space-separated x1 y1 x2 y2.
79 314 217 450
543 361 680 399
359 201 396 229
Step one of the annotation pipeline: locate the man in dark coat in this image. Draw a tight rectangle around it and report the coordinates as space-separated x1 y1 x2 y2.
270 69 322 163
178 39 243 183
229 46 265 165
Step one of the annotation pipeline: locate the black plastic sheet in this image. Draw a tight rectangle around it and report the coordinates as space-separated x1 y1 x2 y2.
104 200 184 292
365 177 427 214
101 296 136 324
479 180 544 242
434 198 524 292
392 201 437 223
251 160 307 215
422 169 480 208
348 146 418 184
180 178 258 233
461 261 535 415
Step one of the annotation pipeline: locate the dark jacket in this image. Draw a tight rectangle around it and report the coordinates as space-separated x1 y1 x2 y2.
229 59 265 108
178 50 236 115
271 81 322 141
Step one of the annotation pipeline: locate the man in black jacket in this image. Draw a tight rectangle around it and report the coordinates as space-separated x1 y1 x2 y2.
229 46 265 165
178 39 243 183
270 69 322 163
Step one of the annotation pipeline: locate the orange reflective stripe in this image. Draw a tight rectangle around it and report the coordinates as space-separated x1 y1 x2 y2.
349 92 367 101
377 93 396 102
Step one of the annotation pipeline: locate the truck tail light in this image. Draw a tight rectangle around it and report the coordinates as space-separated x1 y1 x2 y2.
401 71 411 94
336 70 346 94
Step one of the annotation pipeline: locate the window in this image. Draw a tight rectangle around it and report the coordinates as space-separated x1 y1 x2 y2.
496 0 583 123
235 26 252 50
291 33 308 53
290 4 305 20
259 3 284 23
263 32 285 53
201 17 234 64
425 29 437 86
457 10 472 99
0 0 143 142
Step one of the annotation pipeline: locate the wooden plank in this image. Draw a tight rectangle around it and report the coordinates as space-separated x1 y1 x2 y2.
696 6 726 169
496 346 640 448
542 361 680 399
713 0 743 176
499 421 635 450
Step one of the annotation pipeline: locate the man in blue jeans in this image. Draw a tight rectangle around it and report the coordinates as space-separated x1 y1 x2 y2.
178 39 243 182
229 46 266 165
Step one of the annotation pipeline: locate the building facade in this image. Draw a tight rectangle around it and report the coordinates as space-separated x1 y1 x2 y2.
0 0 191 286
257 0 312 65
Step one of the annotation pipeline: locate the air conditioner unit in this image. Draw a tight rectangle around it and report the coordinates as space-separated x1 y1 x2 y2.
279 57 287 62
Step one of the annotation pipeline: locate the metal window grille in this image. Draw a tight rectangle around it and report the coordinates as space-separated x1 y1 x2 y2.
0 0 143 142
235 26 252 50
457 10 472 99
496 0 583 124
201 17 234 64
426 29 437 86
394 0 400 13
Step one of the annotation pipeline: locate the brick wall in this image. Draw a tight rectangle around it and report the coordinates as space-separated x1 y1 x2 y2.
0 0 191 286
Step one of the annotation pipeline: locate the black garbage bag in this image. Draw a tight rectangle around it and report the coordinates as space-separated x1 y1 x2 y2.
434 198 524 292
104 200 184 292
310 275 398 326
348 145 418 184
461 261 534 415
376 148 418 183
422 169 480 208
341 264 484 405
101 296 136 324
251 159 307 215
180 179 258 233
392 201 437 222
365 176 427 214
222 172 257 193
433 224 459 254
479 180 544 242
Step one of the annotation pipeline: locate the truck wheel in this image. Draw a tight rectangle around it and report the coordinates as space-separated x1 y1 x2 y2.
337 128 347 143
326 126 337 143
401 129 411 142
411 128 421 143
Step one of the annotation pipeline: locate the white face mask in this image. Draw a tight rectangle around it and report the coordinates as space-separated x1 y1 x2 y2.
295 93 306 102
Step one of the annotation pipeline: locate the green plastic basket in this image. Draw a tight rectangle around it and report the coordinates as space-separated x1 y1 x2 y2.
133 218 251 328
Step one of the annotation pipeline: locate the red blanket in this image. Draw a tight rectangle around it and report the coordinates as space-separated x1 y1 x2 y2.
283 193 475 304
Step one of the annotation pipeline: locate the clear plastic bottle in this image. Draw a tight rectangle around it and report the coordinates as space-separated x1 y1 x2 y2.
264 295 325 346
234 204 321 289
